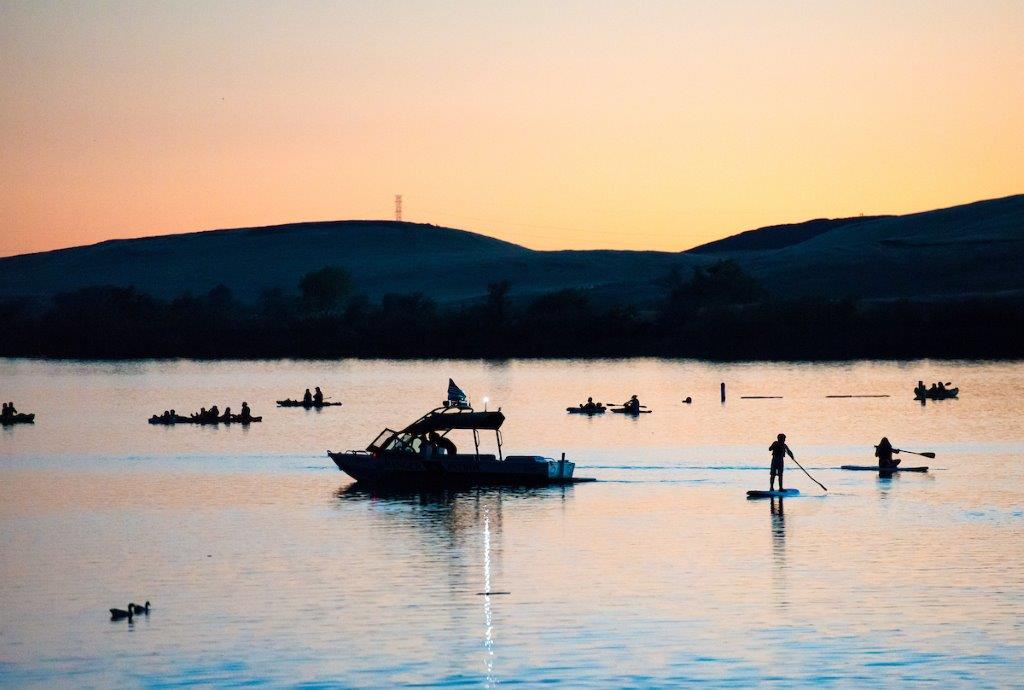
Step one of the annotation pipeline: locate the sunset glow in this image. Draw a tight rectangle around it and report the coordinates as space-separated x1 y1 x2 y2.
1 0 1022 257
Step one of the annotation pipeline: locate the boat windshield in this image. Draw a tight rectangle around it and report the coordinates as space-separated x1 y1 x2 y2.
377 431 424 455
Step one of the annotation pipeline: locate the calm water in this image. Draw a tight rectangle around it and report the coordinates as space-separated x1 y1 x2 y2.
1 358 1023 688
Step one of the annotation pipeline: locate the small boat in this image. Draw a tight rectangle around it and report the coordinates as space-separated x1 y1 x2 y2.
277 399 343 408
566 405 606 415
914 387 959 401
747 488 799 499
0 413 35 426
328 397 593 487
841 465 928 473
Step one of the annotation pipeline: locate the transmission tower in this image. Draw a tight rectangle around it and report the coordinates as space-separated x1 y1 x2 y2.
394 194 402 222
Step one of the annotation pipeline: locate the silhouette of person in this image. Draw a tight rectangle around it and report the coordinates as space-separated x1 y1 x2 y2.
428 431 457 456
303 388 313 405
769 433 795 491
313 387 324 405
240 402 252 421
875 437 901 469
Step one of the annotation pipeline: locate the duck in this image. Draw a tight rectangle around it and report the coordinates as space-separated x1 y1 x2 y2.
110 604 135 621
130 601 151 615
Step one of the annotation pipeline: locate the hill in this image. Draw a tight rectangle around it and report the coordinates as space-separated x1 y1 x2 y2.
0 195 1021 306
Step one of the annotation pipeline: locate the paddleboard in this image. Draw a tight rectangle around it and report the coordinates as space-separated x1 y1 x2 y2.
746 489 799 499
841 465 928 473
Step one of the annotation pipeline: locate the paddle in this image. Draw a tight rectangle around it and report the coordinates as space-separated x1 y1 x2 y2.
896 449 936 459
789 456 828 492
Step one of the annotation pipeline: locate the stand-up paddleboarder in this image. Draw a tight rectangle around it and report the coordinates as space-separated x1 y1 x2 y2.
769 433 795 491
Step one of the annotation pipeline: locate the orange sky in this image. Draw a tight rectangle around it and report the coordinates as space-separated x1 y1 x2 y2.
1 1 1022 257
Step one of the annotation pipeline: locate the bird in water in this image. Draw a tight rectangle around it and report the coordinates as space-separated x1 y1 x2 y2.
130 601 151 615
110 604 135 621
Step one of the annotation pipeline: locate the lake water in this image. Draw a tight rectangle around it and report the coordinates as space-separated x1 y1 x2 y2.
1 358 1023 688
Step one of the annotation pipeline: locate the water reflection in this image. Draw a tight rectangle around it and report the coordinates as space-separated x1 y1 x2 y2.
770 498 789 611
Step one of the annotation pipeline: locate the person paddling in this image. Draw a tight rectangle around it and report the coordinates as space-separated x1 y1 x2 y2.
769 433 795 491
874 437 901 469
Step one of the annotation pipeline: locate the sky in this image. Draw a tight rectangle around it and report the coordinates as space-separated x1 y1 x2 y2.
1 0 1022 257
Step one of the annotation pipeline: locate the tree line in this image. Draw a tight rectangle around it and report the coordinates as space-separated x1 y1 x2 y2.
1 262 1022 360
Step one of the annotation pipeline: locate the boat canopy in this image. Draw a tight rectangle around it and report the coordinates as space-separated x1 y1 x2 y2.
403 410 505 434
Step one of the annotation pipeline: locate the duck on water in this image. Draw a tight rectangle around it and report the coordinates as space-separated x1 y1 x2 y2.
327 379 594 486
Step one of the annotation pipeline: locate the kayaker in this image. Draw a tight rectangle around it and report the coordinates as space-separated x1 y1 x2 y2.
874 437 901 469
914 381 927 398
313 387 324 405
303 388 313 405
208 405 220 423
239 402 252 421
582 396 596 411
428 431 457 456
626 395 641 414
768 433 794 491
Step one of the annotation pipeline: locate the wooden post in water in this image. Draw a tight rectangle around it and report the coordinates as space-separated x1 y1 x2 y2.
721 382 726 403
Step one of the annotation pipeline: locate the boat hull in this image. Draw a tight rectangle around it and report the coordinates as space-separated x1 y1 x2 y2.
841 465 928 473
1 413 34 425
327 451 580 486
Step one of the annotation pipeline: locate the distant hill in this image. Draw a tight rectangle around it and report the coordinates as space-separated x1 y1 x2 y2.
1 195 1021 306
688 216 889 253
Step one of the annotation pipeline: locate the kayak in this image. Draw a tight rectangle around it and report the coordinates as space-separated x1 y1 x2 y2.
0 413 35 425
277 399 343 408
149 415 262 425
841 465 928 473
610 408 652 415
747 489 799 499
567 406 606 415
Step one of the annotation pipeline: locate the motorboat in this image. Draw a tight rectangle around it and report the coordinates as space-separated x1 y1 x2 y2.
327 386 592 487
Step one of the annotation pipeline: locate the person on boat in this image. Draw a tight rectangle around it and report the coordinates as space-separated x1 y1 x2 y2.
169 409 177 421
428 431 457 456
581 396 597 411
7 402 17 416
302 389 313 405
1 403 8 419
927 383 938 395
239 402 252 421
313 387 324 405
626 395 641 414
207 405 220 423
874 437 901 469
221 406 232 422
914 381 927 398
768 433 794 491
194 407 206 421
936 382 947 395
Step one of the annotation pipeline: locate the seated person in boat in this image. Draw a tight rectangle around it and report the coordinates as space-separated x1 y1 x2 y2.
927 383 938 395
874 437 901 469
207 405 220 422
581 396 597 410
428 431 457 456
768 433 794 491
914 380 927 398
1 403 8 419
221 406 232 422
313 387 324 405
626 395 641 413
936 382 947 394
3 401 17 417
239 402 252 421
303 389 313 405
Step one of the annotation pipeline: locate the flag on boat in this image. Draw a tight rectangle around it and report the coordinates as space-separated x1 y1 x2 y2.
447 378 467 405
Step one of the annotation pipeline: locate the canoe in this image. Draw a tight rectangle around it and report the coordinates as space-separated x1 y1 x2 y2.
610 408 652 415
0 413 35 425
277 399 343 408
567 406 606 415
747 488 799 498
841 465 928 473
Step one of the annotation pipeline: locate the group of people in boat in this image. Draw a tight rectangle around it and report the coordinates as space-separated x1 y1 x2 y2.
419 431 458 458
1 401 21 418
150 402 257 424
914 380 957 399
573 395 644 413
1 401 31 422
302 387 325 406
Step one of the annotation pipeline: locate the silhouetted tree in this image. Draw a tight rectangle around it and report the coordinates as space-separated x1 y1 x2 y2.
299 266 353 314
